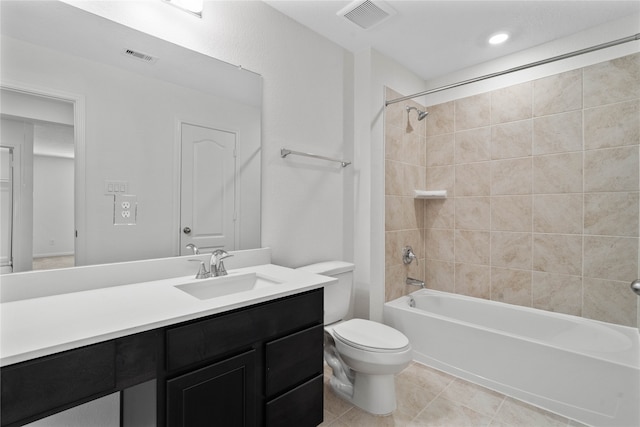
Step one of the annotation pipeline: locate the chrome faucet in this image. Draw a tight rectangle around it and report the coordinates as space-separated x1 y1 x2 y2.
406 277 425 288
402 246 418 265
210 249 233 277
185 243 200 255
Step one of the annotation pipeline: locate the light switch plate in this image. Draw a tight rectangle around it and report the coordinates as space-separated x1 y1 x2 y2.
114 194 137 225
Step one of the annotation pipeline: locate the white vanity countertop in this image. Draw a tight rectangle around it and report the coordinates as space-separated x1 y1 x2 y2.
0 264 333 367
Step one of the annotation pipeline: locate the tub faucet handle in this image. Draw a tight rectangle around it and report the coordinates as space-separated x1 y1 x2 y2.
402 246 418 265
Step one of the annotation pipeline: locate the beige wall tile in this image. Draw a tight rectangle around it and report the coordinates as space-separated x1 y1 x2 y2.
425 198 454 229
455 197 490 230
385 159 403 196
491 158 532 195
491 82 532 124
403 163 426 197
427 133 455 167
584 192 639 237
403 129 426 166
386 55 639 326
425 259 455 292
533 194 583 234
533 234 582 275
455 230 490 265
455 92 491 131
455 162 491 196
385 263 424 302
583 235 638 282
533 110 583 155
426 165 455 195
533 152 583 194
401 197 424 230
491 120 533 160
385 195 403 231
532 272 582 316
584 100 640 150
583 53 640 108
385 123 403 161
533 69 582 116
491 267 532 306
385 230 401 268
583 278 638 326
425 228 454 261
455 263 490 299
491 231 532 270
455 127 491 164
491 195 532 232
584 146 639 192
426 101 454 136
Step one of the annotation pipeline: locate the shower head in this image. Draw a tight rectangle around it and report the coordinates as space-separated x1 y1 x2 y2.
406 105 428 121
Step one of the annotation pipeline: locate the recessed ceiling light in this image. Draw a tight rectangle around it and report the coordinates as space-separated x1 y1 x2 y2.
489 32 509 45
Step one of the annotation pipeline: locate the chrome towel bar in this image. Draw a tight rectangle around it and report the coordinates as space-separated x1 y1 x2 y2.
280 148 351 168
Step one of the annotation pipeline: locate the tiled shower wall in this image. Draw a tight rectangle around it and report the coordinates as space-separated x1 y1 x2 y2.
385 52 639 327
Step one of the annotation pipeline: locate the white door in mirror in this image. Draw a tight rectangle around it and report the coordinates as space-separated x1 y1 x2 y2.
180 123 237 254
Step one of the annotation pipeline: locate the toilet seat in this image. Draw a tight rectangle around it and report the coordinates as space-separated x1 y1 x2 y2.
332 319 410 353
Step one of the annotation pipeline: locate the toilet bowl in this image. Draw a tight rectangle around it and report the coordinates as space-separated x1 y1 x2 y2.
324 318 412 415
297 262 412 415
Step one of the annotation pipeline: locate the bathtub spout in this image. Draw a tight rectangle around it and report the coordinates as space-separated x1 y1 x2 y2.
406 277 425 288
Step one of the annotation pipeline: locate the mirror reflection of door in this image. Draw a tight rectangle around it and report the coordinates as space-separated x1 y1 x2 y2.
180 123 237 255
0 89 75 272
0 147 14 273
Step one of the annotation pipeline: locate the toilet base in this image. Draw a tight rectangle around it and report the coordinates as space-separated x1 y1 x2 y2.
330 372 397 416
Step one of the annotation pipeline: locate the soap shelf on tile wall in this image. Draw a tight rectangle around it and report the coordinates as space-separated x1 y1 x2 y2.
414 190 447 199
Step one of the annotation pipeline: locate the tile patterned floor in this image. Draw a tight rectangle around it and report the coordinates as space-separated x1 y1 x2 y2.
320 362 590 427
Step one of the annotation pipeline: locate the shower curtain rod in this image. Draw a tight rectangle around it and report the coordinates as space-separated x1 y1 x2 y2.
385 33 640 106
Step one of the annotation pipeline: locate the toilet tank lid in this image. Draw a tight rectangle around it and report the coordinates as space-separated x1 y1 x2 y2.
297 261 355 275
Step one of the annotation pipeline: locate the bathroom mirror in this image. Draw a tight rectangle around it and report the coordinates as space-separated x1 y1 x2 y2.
0 1 262 272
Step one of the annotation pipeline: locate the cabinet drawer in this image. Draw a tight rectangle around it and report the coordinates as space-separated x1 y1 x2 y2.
166 289 322 372
265 374 323 427
265 324 323 397
1 341 116 426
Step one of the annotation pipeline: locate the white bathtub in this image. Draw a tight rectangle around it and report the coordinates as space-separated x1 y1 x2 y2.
384 289 640 427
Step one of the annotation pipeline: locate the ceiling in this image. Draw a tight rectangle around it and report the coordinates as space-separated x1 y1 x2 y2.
264 0 640 81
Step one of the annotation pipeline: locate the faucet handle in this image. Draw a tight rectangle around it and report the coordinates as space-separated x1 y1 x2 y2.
185 243 200 255
402 246 418 265
189 259 210 279
212 249 233 260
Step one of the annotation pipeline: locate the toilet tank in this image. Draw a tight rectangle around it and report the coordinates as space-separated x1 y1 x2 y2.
297 261 355 325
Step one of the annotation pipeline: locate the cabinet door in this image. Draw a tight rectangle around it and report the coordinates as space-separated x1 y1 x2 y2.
166 350 256 427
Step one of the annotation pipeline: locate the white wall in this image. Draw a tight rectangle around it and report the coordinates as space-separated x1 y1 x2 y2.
63 0 352 268
7 1 351 423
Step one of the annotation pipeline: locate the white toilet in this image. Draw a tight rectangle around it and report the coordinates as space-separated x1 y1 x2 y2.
297 261 412 416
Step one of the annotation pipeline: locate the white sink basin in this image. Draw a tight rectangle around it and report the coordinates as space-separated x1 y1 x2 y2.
175 272 282 300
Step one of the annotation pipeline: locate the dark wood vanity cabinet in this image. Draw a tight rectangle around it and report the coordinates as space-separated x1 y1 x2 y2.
164 288 324 426
0 288 324 427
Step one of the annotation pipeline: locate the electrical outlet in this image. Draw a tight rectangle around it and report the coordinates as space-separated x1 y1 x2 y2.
114 194 137 225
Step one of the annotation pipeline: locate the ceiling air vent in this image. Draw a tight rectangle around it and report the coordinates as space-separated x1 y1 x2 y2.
338 0 396 30
122 48 158 64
